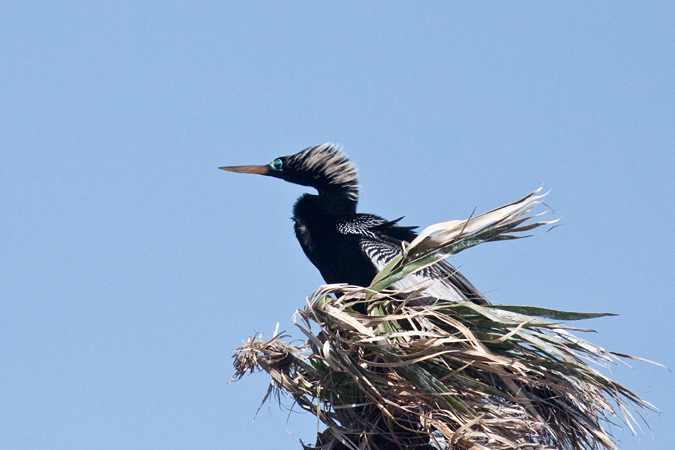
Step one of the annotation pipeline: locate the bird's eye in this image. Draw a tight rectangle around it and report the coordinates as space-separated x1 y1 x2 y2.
269 158 283 171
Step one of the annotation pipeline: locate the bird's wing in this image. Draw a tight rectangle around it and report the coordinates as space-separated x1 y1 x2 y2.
360 236 489 305
340 215 489 305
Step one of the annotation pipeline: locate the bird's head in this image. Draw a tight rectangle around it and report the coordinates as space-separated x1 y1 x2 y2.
220 143 359 201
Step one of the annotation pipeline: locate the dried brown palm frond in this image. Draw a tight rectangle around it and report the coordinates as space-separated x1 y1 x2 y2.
230 189 657 450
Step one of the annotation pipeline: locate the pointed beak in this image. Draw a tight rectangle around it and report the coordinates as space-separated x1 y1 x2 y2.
218 164 271 175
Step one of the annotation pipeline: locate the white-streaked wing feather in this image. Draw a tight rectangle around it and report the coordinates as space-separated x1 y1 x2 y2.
361 236 486 304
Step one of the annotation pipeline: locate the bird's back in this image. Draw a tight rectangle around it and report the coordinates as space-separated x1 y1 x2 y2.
294 205 488 306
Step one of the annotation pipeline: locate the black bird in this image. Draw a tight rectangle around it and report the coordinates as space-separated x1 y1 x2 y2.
220 143 487 308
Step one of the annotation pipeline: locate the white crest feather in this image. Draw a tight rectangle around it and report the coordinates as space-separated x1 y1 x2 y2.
292 143 359 200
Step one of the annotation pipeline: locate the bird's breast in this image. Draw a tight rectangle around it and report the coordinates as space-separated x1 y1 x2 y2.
292 217 377 287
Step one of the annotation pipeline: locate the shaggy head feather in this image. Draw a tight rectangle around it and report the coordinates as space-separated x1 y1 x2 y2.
284 143 359 201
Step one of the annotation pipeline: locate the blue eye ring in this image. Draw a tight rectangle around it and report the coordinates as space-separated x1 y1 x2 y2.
269 158 283 171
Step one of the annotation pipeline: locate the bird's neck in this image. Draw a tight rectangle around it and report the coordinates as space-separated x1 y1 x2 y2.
293 192 357 222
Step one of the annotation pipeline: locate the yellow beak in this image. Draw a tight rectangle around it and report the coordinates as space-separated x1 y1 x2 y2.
218 165 271 175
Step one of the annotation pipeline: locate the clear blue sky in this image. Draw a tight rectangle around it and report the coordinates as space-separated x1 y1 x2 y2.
1 2 673 449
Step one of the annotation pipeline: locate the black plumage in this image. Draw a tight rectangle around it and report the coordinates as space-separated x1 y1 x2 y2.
221 143 487 308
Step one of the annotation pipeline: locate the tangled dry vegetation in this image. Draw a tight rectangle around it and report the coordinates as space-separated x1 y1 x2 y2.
230 189 656 450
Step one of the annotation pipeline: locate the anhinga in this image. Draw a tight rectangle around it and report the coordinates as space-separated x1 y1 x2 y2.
220 143 488 309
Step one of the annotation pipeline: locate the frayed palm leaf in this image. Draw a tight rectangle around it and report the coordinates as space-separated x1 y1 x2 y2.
231 189 657 450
